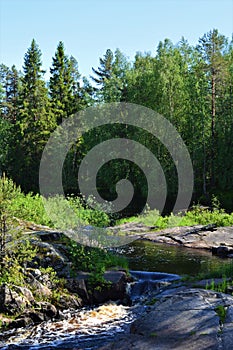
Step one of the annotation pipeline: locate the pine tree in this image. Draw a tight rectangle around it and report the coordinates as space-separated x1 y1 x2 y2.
5 65 19 123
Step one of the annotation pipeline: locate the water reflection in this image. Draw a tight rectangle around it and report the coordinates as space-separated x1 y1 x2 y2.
114 240 231 276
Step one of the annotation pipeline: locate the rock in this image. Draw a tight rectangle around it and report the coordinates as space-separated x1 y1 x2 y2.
0 284 32 315
108 222 157 235
10 316 33 328
66 278 90 303
13 285 35 303
91 271 129 304
99 288 233 350
141 225 233 254
212 245 233 257
35 301 57 318
66 270 129 305
35 230 64 241
27 311 45 323
25 272 52 298
56 294 82 309
29 240 69 273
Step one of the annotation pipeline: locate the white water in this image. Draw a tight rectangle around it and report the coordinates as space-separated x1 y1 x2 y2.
0 271 180 349
0 302 138 349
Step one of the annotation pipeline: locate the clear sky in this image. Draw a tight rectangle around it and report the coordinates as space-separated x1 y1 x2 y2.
0 0 232 80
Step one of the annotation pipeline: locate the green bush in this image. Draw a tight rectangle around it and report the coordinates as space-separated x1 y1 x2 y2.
67 238 128 285
10 192 52 226
116 205 233 229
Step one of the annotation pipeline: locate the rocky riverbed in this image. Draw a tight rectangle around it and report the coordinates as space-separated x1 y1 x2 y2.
1 222 233 349
110 222 233 258
99 287 233 350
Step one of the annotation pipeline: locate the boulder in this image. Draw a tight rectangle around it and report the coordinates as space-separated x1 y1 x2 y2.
212 245 233 257
10 316 33 328
66 277 90 303
24 272 52 298
35 301 58 318
55 294 82 310
29 240 69 273
91 270 130 304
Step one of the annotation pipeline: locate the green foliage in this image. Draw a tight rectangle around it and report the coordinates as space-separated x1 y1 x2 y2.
11 192 52 226
67 195 110 227
0 176 37 286
178 205 233 227
1 29 233 216
117 205 233 229
215 305 227 324
67 238 128 285
67 238 128 272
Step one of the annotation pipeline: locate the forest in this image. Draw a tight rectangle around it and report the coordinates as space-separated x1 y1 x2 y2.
0 28 232 215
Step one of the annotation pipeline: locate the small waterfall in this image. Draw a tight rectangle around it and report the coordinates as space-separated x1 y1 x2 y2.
0 271 180 349
129 270 181 301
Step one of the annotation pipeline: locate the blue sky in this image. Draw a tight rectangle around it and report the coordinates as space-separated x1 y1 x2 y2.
0 0 232 80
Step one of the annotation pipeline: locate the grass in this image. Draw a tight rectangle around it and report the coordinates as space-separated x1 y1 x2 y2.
215 305 227 324
116 205 233 229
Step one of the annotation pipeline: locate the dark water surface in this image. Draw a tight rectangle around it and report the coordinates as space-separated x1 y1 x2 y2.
114 239 231 276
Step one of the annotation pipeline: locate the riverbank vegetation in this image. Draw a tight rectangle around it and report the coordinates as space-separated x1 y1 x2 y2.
0 176 127 291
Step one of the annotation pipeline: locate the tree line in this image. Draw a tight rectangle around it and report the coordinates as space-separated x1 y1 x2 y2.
0 29 232 215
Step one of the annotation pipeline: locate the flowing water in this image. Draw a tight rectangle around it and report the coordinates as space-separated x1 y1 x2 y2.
0 240 231 349
0 303 140 349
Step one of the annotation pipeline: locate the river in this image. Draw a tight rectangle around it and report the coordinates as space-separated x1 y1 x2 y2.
0 240 231 349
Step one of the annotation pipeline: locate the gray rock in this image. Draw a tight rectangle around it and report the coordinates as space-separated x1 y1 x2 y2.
141 225 233 255
0 284 32 315
13 285 35 303
25 272 52 298
99 288 233 350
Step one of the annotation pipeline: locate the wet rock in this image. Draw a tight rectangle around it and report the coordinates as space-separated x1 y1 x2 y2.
92 271 129 304
212 245 233 257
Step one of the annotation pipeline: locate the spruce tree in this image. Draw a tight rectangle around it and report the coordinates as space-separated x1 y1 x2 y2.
9 39 56 192
49 42 82 123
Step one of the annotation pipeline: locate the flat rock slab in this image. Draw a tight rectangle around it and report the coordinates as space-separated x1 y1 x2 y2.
99 288 233 350
141 225 233 252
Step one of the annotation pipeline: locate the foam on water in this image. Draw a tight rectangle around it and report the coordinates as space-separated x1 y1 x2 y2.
0 303 136 349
